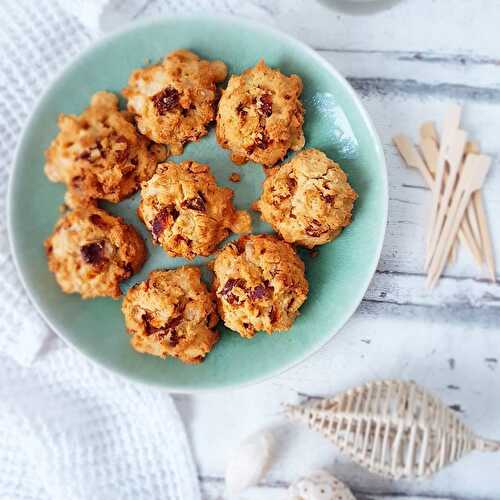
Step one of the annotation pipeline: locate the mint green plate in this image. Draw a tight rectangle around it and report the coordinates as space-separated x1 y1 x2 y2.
8 16 387 391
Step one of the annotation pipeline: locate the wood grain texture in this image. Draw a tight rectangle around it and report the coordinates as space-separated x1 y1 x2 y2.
155 1 500 498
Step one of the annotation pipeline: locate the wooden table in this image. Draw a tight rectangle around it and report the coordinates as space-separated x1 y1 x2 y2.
170 1 500 498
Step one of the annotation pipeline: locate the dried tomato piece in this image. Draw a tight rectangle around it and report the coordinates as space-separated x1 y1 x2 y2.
221 278 246 304
236 103 247 118
248 283 271 301
305 219 327 237
230 239 246 255
71 175 83 187
80 241 105 265
269 306 278 324
157 316 183 346
114 135 129 163
254 132 269 150
151 86 180 115
165 315 183 331
166 330 179 347
151 205 179 241
89 213 108 229
257 93 273 117
182 191 206 212
78 150 91 161
287 177 297 191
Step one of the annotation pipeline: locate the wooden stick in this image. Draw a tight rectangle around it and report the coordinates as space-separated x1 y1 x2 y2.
465 140 480 155
420 121 439 145
426 104 462 262
426 129 467 270
393 135 434 187
427 155 491 287
474 182 496 283
420 137 439 175
413 133 482 265
460 215 483 265
466 194 483 255
449 240 458 264
463 142 484 259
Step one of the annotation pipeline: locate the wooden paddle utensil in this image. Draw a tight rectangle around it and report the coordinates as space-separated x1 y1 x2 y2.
427 154 491 287
398 133 481 265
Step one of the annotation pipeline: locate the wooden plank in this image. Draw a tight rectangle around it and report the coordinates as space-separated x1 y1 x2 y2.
257 0 500 59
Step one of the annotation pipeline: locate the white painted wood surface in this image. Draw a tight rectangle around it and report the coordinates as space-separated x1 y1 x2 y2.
158 1 500 498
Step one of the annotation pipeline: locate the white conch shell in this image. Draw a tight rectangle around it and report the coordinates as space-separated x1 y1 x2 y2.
286 379 500 480
225 430 274 496
288 470 355 500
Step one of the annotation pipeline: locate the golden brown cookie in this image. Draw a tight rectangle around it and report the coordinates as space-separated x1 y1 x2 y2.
45 91 166 204
254 149 357 248
216 60 305 167
44 207 146 299
122 267 219 364
211 235 309 338
122 49 227 154
138 160 251 259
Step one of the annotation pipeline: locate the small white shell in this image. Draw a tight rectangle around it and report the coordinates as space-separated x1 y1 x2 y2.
288 470 355 500
225 430 274 496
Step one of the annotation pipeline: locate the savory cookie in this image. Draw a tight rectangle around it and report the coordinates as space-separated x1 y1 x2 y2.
216 59 305 167
211 234 308 338
44 207 146 299
122 267 219 364
138 160 251 259
122 49 227 154
45 91 166 204
253 149 357 248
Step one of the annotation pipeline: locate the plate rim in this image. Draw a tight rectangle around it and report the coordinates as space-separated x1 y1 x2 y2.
7 14 388 392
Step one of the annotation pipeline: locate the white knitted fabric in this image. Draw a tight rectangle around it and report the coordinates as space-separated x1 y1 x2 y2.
0 347 201 500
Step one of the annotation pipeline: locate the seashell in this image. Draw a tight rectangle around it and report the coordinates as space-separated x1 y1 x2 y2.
286 379 500 480
288 469 355 500
225 430 274 496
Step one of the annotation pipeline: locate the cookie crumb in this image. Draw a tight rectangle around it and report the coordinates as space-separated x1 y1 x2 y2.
229 172 241 183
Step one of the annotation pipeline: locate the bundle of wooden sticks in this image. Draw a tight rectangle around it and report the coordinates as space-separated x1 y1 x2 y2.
393 104 495 287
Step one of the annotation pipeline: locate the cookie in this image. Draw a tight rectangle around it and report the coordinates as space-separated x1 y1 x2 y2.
44 207 146 299
254 149 357 248
122 267 219 364
211 235 309 338
45 91 166 204
122 49 227 154
216 59 305 167
138 160 251 259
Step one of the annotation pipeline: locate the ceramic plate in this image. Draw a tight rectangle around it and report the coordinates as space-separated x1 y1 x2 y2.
8 16 387 391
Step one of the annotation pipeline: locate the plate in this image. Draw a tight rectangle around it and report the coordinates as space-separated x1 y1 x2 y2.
8 15 387 391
